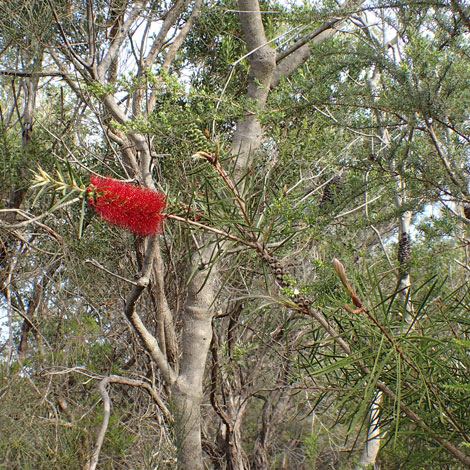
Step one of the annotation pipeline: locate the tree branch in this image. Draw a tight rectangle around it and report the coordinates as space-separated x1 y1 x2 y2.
161 0 203 74
87 374 171 470
124 236 176 385
142 0 189 70
231 0 276 175
271 0 365 88
275 17 343 64
97 1 146 80
88 377 111 470
0 69 66 77
425 119 466 193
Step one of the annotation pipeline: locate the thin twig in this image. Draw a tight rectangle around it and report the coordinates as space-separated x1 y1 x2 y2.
335 194 381 218
124 236 176 385
166 214 258 249
453 258 470 272
370 225 395 273
85 259 138 285
0 199 80 228
0 69 66 77
425 119 464 192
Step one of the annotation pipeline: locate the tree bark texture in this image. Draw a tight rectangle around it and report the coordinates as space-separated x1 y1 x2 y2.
172 247 217 470
171 1 277 467
231 0 276 181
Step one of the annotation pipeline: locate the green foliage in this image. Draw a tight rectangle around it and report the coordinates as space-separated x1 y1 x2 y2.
87 80 117 99
304 432 320 468
0 124 23 202
2 0 470 468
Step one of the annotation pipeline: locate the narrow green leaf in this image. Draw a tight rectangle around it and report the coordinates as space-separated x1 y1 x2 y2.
78 196 87 240
49 190 78 212
31 184 49 208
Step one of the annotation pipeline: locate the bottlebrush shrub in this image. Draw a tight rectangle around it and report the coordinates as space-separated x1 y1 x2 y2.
88 175 166 236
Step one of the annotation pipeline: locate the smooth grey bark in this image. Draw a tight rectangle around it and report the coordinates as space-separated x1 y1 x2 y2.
355 391 383 470
231 0 277 178
172 247 217 470
170 2 277 466
79 3 209 465
271 0 365 88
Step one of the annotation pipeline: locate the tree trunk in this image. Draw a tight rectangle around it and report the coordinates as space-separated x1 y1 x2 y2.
172 248 216 469
172 1 277 467
355 391 383 470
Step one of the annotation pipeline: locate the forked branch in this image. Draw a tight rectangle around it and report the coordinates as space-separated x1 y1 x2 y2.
88 374 171 470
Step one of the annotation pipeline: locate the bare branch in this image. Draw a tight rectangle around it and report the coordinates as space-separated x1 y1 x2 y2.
272 0 366 88
334 193 382 218
142 0 189 70
124 236 176 385
275 17 343 64
97 1 146 80
88 377 111 470
152 242 178 366
111 374 171 418
0 199 80 229
86 0 96 67
425 119 466 193
86 372 171 469
166 214 259 249
85 259 138 286
0 69 66 77
161 0 203 73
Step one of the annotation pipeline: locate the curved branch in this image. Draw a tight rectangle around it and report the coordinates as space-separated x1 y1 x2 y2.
97 1 146 80
87 374 171 470
88 377 111 470
275 17 343 64
425 119 466 194
0 69 65 77
161 0 203 70
124 236 176 385
142 0 189 70
231 0 277 174
271 0 366 88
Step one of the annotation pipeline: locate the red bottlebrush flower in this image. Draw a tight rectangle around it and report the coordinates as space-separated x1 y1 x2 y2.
88 175 166 236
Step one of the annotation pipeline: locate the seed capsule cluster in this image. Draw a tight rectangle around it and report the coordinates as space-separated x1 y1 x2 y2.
294 295 312 309
320 174 342 208
398 232 411 273
261 252 312 310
